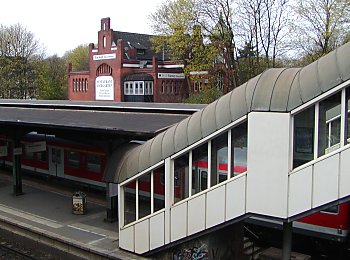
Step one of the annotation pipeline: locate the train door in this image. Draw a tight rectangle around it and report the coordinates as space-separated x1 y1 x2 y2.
48 146 64 177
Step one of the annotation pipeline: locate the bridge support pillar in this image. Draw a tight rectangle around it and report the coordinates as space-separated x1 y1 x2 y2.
11 137 23 196
282 221 292 260
105 183 118 222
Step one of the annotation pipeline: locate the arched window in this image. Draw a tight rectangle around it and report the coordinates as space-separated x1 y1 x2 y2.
96 64 112 76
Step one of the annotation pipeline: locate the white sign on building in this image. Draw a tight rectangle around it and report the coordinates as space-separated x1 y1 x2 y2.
158 73 185 79
93 53 116 61
95 76 114 101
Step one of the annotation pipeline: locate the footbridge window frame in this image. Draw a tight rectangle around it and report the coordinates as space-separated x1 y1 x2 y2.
292 80 350 170
120 161 166 228
170 116 248 206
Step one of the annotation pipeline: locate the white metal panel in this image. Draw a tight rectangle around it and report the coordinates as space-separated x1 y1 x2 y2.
226 175 246 221
170 202 187 242
206 185 225 229
246 112 290 218
119 226 134 252
188 194 206 236
150 212 165 250
135 219 150 254
340 148 350 198
288 166 312 217
313 154 339 208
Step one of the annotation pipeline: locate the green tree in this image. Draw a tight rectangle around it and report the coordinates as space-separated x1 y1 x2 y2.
37 55 67 100
64 44 89 71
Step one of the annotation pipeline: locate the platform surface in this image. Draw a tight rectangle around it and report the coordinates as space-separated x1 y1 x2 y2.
0 171 145 259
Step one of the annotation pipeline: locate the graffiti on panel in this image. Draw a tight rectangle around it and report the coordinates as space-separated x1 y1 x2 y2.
173 244 209 260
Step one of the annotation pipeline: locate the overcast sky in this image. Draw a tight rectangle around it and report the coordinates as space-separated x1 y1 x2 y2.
0 0 164 57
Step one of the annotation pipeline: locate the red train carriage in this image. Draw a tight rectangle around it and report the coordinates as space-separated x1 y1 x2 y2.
1 133 349 243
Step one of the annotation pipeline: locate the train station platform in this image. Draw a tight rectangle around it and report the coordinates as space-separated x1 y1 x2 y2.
0 171 145 259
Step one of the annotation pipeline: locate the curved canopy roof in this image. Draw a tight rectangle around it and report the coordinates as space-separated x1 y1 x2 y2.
124 73 154 81
110 42 350 184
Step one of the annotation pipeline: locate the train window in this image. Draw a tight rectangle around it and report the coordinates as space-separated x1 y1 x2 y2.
138 173 151 219
24 150 34 160
321 204 339 214
36 151 46 162
154 166 165 212
232 121 248 177
67 151 80 168
318 92 341 157
174 153 189 203
293 106 315 168
86 154 101 173
124 180 136 226
192 143 208 195
212 132 228 185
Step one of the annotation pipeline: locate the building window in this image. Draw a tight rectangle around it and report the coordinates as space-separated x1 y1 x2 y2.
103 36 106 48
124 82 130 95
161 81 165 94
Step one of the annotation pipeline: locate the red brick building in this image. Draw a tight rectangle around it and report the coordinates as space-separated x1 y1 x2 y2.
67 18 189 103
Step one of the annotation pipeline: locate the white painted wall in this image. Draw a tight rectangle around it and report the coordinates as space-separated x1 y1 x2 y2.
246 112 290 218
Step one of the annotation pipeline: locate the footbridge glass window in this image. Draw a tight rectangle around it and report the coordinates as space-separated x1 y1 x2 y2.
293 89 345 168
211 132 228 186
138 172 151 219
346 88 350 144
122 165 165 226
153 166 165 212
318 92 341 156
192 143 208 195
124 180 136 225
174 153 189 203
232 121 248 177
172 120 248 204
293 106 315 168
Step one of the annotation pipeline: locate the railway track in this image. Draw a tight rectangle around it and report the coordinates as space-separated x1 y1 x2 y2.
0 240 42 260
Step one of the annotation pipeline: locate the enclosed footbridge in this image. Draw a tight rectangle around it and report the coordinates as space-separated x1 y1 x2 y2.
114 42 350 255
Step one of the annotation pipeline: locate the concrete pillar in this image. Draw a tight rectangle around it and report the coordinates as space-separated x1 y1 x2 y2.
106 183 118 222
282 221 293 260
12 137 23 196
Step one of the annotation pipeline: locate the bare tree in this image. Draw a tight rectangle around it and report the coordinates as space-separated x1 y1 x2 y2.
291 0 350 62
0 23 43 99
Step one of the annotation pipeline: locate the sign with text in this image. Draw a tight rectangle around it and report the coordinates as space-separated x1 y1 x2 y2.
93 53 116 61
158 73 185 79
25 141 46 153
95 76 114 100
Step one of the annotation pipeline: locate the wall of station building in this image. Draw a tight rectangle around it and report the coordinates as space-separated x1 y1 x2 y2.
67 18 189 103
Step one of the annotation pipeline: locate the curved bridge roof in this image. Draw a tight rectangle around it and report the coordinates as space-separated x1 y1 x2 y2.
111 42 350 184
